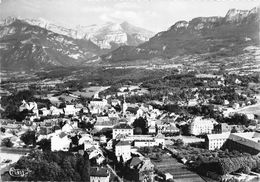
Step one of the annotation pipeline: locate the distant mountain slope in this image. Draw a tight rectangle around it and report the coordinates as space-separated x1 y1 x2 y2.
103 7 260 63
0 18 101 71
23 19 154 50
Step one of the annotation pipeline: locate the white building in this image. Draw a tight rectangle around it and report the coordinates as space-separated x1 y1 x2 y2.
189 117 215 136
50 106 64 116
134 139 156 148
64 105 78 116
112 122 133 139
90 99 108 108
115 140 131 162
206 132 231 150
51 132 71 151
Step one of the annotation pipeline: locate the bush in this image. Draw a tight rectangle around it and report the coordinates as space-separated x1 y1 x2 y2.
1 138 14 147
37 139 51 151
21 130 36 146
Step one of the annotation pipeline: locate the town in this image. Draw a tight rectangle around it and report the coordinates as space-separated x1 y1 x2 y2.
1 70 260 182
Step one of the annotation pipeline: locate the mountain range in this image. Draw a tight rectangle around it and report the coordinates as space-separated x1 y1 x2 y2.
103 7 259 63
22 18 154 50
0 18 154 70
0 7 259 71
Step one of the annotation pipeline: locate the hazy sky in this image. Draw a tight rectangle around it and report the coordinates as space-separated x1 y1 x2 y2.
0 0 259 32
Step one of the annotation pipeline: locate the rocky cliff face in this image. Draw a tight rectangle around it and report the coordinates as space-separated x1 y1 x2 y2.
76 21 154 49
103 7 260 63
21 19 154 50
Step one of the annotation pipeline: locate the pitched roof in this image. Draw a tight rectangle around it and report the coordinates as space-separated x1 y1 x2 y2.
130 157 142 167
90 167 109 177
113 122 132 129
116 140 131 146
207 132 230 140
59 132 67 138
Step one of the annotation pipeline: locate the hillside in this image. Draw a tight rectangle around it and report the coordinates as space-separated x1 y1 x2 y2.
0 18 101 71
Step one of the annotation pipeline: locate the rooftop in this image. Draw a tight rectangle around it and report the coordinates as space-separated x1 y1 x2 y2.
207 132 231 140
116 140 131 146
90 167 109 177
113 122 132 129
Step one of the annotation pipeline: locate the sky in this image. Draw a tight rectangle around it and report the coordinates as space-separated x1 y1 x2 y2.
0 0 259 32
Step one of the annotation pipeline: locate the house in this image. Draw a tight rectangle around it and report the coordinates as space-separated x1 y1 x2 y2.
134 139 156 148
62 123 74 133
206 132 230 150
64 105 77 116
87 147 105 165
94 117 118 131
39 107 50 116
148 125 156 134
106 139 113 150
111 99 121 106
235 78 242 84
50 106 64 116
90 167 110 182
112 122 133 139
162 124 180 135
213 123 245 133
232 103 240 110
115 140 131 162
51 132 71 151
96 116 110 123
126 157 155 182
19 100 38 116
90 99 108 108
189 117 215 136
19 100 38 112
154 133 166 146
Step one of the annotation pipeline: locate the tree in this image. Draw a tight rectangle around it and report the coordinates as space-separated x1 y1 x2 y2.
1 138 14 147
241 166 251 174
1 127 6 133
37 139 51 151
175 139 184 147
132 117 148 134
21 130 36 146
13 151 90 181
134 127 142 135
81 152 90 182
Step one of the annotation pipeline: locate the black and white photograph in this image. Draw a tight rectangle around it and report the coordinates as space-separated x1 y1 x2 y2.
0 0 260 181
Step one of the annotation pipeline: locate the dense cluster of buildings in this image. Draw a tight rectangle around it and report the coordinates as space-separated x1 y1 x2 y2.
1 81 260 181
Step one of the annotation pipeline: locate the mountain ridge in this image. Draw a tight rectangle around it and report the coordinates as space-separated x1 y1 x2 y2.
102 7 260 63
0 17 154 50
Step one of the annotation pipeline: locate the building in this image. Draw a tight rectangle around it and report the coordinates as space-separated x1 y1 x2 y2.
115 140 131 162
51 132 71 151
223 131 260 155
126 157 155 182
206 132 230 150
134 139 157 148
90 99 108 108
94 117 118 131
189 117 215 136
19 100 38 116
64 105 78 116
90 167 110 182
112 122 133 139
